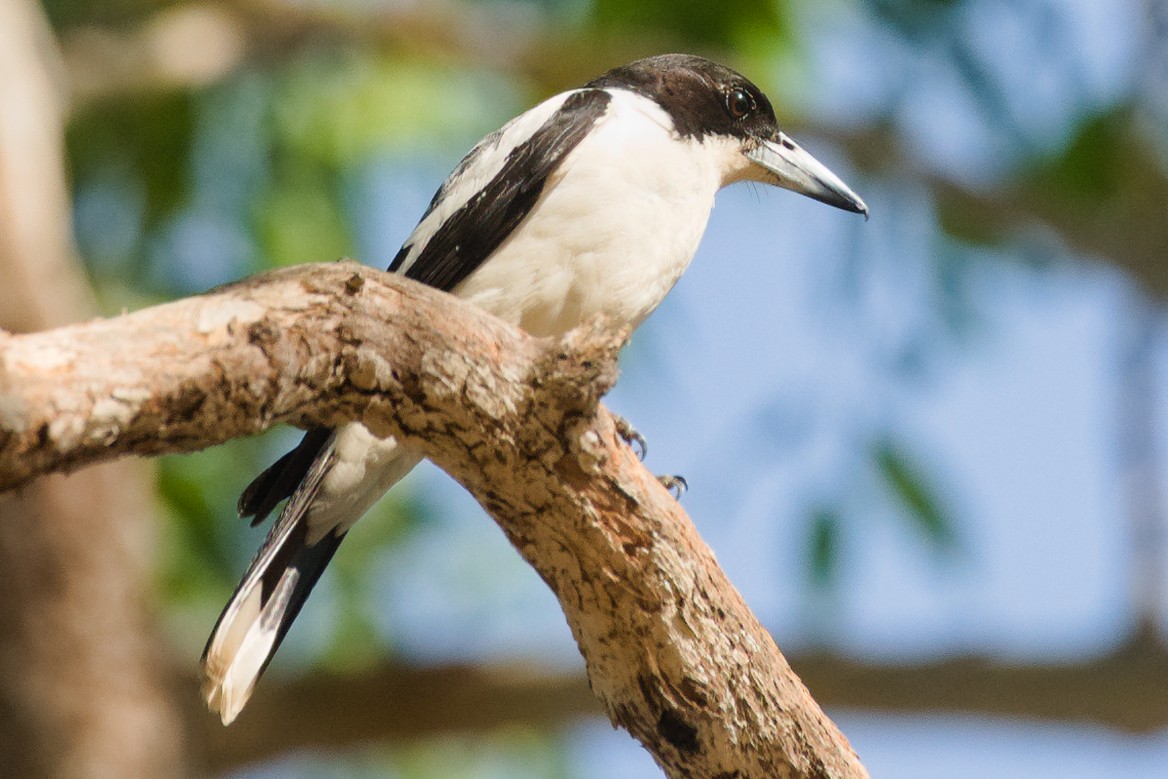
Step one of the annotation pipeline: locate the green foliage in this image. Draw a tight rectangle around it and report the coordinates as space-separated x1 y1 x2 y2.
1029 110 1126 201
800 442 962 592
271 50 519 168
256 166 354 268
806 507 842 590
391 730 572 779
279 729 574 779
591 0 790 51
66 46 531 300
872 436 958 552
67 91 196 237
156 442 269 604
41 0 159 28
866 0 964 39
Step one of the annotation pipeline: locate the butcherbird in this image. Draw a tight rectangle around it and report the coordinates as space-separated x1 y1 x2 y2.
202 53 867 724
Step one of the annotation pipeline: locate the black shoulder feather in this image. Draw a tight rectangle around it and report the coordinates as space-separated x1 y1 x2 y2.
388 89 612 291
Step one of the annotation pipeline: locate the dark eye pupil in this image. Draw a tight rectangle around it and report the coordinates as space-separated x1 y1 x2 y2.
728 89 751 118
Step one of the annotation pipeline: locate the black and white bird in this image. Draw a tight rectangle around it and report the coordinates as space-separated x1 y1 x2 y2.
202 53 867 724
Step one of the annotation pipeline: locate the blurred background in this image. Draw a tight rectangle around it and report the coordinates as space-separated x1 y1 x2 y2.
1 0 1166 776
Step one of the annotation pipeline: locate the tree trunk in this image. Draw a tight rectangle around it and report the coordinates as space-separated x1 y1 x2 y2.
0 1 185 776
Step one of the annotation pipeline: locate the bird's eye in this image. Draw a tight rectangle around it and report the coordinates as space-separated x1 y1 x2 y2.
726 88 753 119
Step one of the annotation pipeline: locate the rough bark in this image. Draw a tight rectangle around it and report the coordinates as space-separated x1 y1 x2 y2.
0 261 867 779
0 0 185 776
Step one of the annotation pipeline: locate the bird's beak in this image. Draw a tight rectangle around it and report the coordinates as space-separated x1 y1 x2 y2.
746 133 868 218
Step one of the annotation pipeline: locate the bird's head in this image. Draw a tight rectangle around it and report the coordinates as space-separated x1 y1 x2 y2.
589 54 868 218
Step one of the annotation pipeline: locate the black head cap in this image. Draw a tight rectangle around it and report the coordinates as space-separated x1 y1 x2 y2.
588 54 869 216
586 53 780 142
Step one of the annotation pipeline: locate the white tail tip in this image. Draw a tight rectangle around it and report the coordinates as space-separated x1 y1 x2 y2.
202 568 299 725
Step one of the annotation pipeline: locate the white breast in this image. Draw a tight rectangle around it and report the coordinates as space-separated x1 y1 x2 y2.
453 89 735 337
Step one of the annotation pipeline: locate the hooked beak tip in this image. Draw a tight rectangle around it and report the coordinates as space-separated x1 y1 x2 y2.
852 197 870 221
747 134 869 219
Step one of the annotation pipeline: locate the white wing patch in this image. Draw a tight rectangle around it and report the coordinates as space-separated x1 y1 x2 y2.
392 90 579 277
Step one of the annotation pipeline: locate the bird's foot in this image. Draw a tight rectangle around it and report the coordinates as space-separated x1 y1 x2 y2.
613 414 647 461
612 415 681 496
658 474 687 500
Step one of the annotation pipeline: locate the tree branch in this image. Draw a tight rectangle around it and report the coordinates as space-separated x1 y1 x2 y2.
188 631 1168 774
184 662 599 775
0 261 867 778
0 261 608 489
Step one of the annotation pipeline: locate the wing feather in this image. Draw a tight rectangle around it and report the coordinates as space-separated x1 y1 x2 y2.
389 89 612 292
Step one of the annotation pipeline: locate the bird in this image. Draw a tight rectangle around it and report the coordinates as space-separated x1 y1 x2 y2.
201 53 868 725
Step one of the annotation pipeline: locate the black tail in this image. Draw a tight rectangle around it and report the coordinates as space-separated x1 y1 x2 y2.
201 434 341 724
238 428 332 526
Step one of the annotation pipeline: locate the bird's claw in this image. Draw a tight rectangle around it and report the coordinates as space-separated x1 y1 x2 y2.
658 474 687 499
614 415 647 461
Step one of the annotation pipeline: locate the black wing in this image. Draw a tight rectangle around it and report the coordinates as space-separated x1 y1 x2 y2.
388 88 612 292
237 427 332 525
